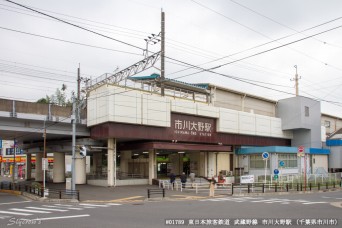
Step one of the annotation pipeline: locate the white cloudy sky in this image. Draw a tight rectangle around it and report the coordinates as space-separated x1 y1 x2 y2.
0 0 341 116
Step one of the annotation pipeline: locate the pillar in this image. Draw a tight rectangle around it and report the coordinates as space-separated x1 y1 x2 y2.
26 154 32 180
207 152 216 178
35 153 43 182
148 150 156 185
107 138 116 187
75 153 86 184
92 153 102 175
53 152 65 183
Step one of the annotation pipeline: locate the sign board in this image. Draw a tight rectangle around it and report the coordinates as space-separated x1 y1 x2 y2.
297 146 305 157
0 139 2 149
42 158 49 170
279 160 285 167
274 169 279 175
262 152 269 160
274 174 279 180
240 175 255 183
0 156 2 163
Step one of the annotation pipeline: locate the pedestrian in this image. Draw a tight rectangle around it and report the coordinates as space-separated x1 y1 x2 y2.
189 172 195 188
169 172 176 188
180 172 187 188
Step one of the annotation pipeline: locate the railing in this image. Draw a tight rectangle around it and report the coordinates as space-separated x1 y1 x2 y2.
147 188 165 198
0 181 80 201
231 181 342 195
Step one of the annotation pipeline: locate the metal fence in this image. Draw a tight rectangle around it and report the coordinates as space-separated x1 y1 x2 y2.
0 181 79 201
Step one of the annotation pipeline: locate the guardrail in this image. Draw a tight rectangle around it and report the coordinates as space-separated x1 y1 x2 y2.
147 188 165 198
0 181 80 201
231 181 342 195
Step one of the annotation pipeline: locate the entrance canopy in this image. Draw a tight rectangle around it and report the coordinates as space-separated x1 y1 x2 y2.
119 141 232 152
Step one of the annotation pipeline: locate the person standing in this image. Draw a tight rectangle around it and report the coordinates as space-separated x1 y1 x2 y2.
180 172 187 188
189 172 196 188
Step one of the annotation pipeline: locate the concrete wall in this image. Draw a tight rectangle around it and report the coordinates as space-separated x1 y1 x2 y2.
311 154 328 173
321 114 342 135
88 84 292 139
277 96 322 148
327 146 342 169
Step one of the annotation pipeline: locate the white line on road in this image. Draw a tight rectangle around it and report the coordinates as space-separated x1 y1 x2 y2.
0 201 31 205
32 214 90 221
0 210 32 216
79 204 110 207
25 207 69 212
302 202 328 205
106 203 122 206
10 208 51 214
43 205 83 210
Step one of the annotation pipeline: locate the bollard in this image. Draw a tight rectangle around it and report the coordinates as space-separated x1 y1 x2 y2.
296 183 299 191
286 183 289 192
247 184 250 193
262 183 265 193
231 184 234 195
275 183 277 192
318 183 320 191
333 182 335 188
309 183 312 191
300 183 302 191
326 182 328 190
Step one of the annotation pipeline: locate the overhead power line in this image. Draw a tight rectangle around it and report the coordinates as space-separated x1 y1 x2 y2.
4 0 145 51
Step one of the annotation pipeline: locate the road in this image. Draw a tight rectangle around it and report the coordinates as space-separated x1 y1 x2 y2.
0 191 341 227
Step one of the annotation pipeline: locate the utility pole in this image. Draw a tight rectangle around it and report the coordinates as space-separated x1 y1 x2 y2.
160 10 165 96
77 64 81 101
12 138 16 183
42 119 47 196
71 95 76 194
291 65 301 96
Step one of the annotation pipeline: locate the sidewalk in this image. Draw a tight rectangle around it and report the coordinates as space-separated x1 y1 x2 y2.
0 176 221 203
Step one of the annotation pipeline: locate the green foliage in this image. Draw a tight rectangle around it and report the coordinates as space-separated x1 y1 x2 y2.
36 84 72 107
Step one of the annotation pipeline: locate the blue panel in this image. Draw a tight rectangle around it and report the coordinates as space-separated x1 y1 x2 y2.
326 139 342 146
237 146 330 155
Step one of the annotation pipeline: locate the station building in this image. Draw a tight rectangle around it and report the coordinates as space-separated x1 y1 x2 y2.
83 74 337 186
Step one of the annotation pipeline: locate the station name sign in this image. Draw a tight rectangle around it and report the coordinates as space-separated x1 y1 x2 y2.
171 113 216 139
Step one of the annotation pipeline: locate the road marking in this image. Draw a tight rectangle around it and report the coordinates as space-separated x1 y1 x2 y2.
10 208 51 214
106 203 122 206
0 210 32 216
0 201 31 205
25 207 69 212
79 203 109 207
43 205 83 210
302 202 328 205
33 214 90 221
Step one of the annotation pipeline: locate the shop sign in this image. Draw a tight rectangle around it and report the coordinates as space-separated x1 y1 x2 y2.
240 175 255 183
0 155 2 163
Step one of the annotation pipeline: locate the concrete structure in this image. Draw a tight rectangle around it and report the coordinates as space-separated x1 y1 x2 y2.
326 128 342 173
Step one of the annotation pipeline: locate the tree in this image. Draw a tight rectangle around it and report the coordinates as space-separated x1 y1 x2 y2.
37 84 72 106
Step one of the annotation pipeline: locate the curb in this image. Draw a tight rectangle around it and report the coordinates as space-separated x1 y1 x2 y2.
21 192 79 203
232 188 341 197
0 189 22 195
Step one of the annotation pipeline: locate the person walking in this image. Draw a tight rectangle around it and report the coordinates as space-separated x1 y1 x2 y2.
169 173 176 188
180 172 187 188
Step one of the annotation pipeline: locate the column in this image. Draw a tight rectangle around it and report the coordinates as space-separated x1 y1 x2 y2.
26 154 32 180
120 151 131 175
148 150 156 185
75 153 86 184
53 152 65 183
107 138 116 187
92 153 102 175
207 152 216 178
35 153 43 182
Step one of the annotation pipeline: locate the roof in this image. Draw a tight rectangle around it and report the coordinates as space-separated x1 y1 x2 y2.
128 74 209 94
236 146 330 155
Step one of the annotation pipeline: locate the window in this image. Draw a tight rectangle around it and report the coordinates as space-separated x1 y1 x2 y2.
249 155 270 169
324 120 330 128
278 154 297 168
305 106 309 117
